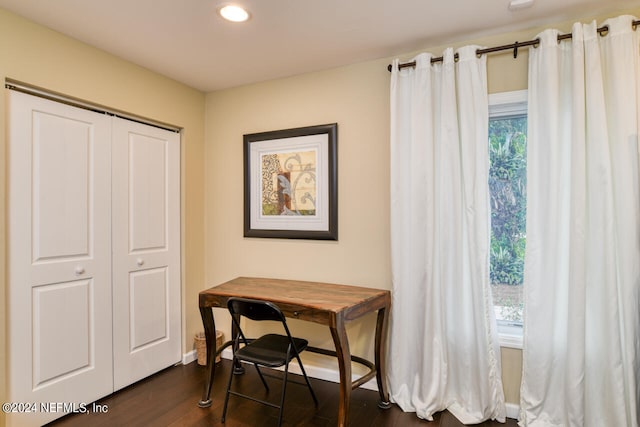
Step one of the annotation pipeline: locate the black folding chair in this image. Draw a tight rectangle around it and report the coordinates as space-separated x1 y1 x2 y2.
221 297 318 426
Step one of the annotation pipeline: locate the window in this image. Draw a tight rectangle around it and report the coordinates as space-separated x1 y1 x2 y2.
488 90 527 347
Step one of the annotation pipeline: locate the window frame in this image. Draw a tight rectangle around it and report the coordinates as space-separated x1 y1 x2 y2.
488 89 527 349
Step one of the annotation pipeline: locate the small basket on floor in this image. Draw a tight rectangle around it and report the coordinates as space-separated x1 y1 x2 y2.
195 330 223 366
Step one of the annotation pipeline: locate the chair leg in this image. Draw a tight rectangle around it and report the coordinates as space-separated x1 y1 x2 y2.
253 363 269 391
277 362 290 427
221 357 236 423
295 354 318 405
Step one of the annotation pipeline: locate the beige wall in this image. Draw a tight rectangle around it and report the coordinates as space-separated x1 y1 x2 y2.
205 47 527 404
205 6 640 410
0 9 205 427
205 60 393 356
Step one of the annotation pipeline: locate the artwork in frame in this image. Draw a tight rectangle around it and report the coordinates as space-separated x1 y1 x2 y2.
244 123 338 240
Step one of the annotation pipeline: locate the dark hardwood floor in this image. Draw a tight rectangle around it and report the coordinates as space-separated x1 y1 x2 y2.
47 360 518 427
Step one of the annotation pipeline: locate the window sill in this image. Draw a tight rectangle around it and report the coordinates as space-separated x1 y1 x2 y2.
498 324 523 349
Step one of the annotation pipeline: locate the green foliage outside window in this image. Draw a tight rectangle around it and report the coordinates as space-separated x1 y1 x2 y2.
489 116 527 286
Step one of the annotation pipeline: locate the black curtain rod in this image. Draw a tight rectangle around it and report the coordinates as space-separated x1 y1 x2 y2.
387 20 640 72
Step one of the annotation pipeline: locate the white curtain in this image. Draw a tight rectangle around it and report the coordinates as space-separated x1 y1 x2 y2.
389 46 506 424
521 15 640 427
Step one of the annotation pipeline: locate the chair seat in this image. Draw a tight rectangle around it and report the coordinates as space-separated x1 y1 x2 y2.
235 334 308 367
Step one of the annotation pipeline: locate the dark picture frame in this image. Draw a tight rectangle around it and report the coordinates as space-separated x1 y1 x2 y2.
243 123 338 240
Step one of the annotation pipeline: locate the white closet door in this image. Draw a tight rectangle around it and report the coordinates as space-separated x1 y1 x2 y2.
7 91 114 427
112 118 181 390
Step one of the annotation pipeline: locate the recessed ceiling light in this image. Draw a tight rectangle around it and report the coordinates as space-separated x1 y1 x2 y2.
218 4 250 22
508 0 535 11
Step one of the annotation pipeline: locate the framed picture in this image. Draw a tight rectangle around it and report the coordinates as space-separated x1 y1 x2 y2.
244 123 338 240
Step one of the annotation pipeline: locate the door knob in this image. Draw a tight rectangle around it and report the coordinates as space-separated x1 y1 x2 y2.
74 266 85 275
136 258 144 267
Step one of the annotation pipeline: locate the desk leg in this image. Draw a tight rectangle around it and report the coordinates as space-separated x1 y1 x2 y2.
198 306 216 408
330 318 351 427
375 307 391 409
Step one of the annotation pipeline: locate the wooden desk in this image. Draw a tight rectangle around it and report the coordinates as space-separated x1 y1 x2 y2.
198 277 391 426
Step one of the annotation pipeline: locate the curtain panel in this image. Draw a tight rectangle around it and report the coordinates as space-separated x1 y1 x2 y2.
389 46 506 424
521 15 640 427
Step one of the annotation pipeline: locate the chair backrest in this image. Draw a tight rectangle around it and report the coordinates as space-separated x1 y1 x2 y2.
227 297 297 349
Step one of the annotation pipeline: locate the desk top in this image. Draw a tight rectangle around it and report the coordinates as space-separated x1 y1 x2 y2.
199 277 390 326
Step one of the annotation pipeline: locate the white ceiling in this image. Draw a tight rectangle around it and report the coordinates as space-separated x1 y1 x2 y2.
1 0 638 92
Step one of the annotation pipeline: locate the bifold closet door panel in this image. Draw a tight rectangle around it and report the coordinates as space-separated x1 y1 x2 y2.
111 117 181 391
7 91 114 427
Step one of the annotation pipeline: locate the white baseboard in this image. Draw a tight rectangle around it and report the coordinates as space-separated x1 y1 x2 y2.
182 349 197 365
182 348 520 418
505 402 520 420
216 348 378 391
